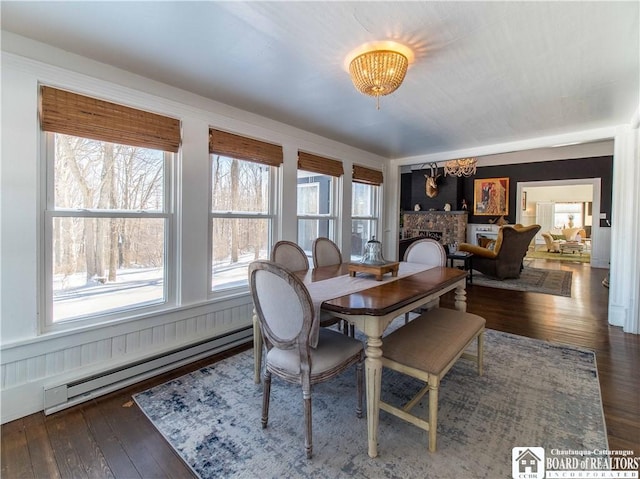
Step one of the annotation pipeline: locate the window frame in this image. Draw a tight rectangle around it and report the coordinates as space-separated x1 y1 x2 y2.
42 132 176 332
208 154 278 297
296 170 340 254
351 181 381 260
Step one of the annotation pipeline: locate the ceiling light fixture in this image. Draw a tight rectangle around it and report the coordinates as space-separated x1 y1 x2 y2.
444 158 477 177
344 41 415 110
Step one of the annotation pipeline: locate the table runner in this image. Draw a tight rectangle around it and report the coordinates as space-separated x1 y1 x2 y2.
305 262 434 346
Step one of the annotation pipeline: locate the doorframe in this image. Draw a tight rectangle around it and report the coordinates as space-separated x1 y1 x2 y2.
516 178 604 267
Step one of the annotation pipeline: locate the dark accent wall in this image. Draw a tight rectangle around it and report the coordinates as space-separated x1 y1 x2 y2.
404 167 463 212
401 156 613 227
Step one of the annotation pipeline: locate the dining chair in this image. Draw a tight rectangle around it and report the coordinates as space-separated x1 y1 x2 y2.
403 238 447 323
311 237 354 336
271 240 310 272
312 237 343 268
270 240 343 332
249 260 363 459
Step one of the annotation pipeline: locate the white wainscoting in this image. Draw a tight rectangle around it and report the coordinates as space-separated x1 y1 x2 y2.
1 295 254 423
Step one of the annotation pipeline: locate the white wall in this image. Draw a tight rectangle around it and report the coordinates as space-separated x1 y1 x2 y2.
0 37 387 422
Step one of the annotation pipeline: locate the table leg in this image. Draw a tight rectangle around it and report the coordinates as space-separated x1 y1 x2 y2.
364 334 383 458
455 282 467 312
253 308 262 384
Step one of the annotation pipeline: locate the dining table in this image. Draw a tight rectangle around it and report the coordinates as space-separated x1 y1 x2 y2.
252 262 468 458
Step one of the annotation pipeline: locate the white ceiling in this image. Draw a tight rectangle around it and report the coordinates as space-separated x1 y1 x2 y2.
1 1 638 159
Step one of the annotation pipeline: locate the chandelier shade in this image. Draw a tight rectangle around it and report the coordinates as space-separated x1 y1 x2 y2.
345 41 414 109
443 158 477 177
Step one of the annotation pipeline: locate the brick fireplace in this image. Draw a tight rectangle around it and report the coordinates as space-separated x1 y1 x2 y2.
401 211 468 246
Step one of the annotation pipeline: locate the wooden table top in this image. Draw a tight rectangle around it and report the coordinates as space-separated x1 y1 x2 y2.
296 264 466 317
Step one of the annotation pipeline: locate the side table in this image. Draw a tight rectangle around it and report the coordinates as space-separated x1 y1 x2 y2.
447 251 474 284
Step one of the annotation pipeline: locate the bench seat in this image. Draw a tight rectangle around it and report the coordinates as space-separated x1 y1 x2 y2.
381 307 485 452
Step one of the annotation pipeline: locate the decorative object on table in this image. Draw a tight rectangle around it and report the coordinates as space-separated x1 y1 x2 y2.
568 214 575 228
443 203 451 211
458 224 541 279
344 40 414 110
414 203 421 211
473 177 509 216
134 326 606 479
423 163 440 198
349 236 399 280
443 157 477 177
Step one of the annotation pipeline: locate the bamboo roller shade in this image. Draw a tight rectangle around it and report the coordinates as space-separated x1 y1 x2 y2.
298 151 344 177
353 165 383 185
209 129 283 167
40 86 181 153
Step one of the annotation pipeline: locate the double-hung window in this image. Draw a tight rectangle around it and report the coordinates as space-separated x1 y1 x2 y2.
351 165 383 260
297 151 343 255
209 129 281 292
41 86 180 328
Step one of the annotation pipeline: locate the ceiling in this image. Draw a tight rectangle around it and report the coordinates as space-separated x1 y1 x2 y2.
1 1 638 159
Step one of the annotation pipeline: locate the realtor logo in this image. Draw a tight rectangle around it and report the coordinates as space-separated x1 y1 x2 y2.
512 447 545 479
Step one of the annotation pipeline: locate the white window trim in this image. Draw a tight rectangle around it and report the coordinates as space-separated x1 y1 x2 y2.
42 133 176 332
208 156 278 298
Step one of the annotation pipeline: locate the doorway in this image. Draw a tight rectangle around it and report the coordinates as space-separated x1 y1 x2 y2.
516 178 606 267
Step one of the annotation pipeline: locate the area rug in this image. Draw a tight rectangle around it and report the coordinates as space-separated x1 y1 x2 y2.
526 247 590 264
472 266 572 297
133 324 606 479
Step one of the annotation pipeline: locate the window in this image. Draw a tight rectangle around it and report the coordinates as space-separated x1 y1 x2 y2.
41 87 180 327
209 129 281 292
297 152 343 255
554 202 583 229
351 165 383 260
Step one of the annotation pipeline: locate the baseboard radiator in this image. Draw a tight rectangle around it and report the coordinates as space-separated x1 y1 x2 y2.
43 326 253 415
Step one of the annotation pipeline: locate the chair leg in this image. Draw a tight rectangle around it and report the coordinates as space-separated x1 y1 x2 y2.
355 361 363 418
404 312 410 324
303 390 313 459
428 377 439 452
262 370 271 429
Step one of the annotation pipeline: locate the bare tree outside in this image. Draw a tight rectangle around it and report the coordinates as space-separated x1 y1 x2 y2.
51 134 167 322
210 155 270 290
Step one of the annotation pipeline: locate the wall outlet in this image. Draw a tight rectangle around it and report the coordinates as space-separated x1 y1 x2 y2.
599 213 607 219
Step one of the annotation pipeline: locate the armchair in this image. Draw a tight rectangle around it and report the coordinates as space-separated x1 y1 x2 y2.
458 224 541 279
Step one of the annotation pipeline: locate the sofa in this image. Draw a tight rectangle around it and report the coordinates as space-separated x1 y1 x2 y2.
459 224 541 279
541 228 587 252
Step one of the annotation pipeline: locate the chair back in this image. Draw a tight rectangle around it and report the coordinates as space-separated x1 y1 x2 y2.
271 240 309 272
403 238 446 266
312 237 343 268
249 260 313 352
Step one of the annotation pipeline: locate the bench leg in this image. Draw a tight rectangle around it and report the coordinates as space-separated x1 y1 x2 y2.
428 377 439 452
477 331 484 376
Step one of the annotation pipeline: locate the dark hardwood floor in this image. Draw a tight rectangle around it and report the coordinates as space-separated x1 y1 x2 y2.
2 260 639 478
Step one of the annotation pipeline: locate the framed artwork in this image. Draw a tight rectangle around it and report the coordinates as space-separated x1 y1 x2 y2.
473 177 509 216
522 191 527 211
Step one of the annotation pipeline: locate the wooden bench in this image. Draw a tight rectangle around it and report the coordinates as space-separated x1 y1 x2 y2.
381 307 485 452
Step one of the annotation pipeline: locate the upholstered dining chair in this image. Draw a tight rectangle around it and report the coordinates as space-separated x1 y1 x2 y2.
403 238 447 323
271 240 309 272
312 237 343 268
310 237 353 336
248 260 363 459
271 240 342 331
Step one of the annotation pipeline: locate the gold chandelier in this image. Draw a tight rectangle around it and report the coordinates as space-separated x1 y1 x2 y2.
345 41 414 109
443 158 477 177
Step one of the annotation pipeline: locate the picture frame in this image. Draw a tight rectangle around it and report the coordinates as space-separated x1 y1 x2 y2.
473 177 509 216
522 191 527 211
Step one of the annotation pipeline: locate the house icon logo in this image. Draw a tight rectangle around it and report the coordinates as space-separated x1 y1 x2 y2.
512 447 545 479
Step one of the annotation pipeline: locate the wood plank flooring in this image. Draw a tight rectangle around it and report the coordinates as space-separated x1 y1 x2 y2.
2 260 638 478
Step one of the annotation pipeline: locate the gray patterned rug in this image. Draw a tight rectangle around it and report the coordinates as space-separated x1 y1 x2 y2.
472 266 572 297
134 325 606 479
